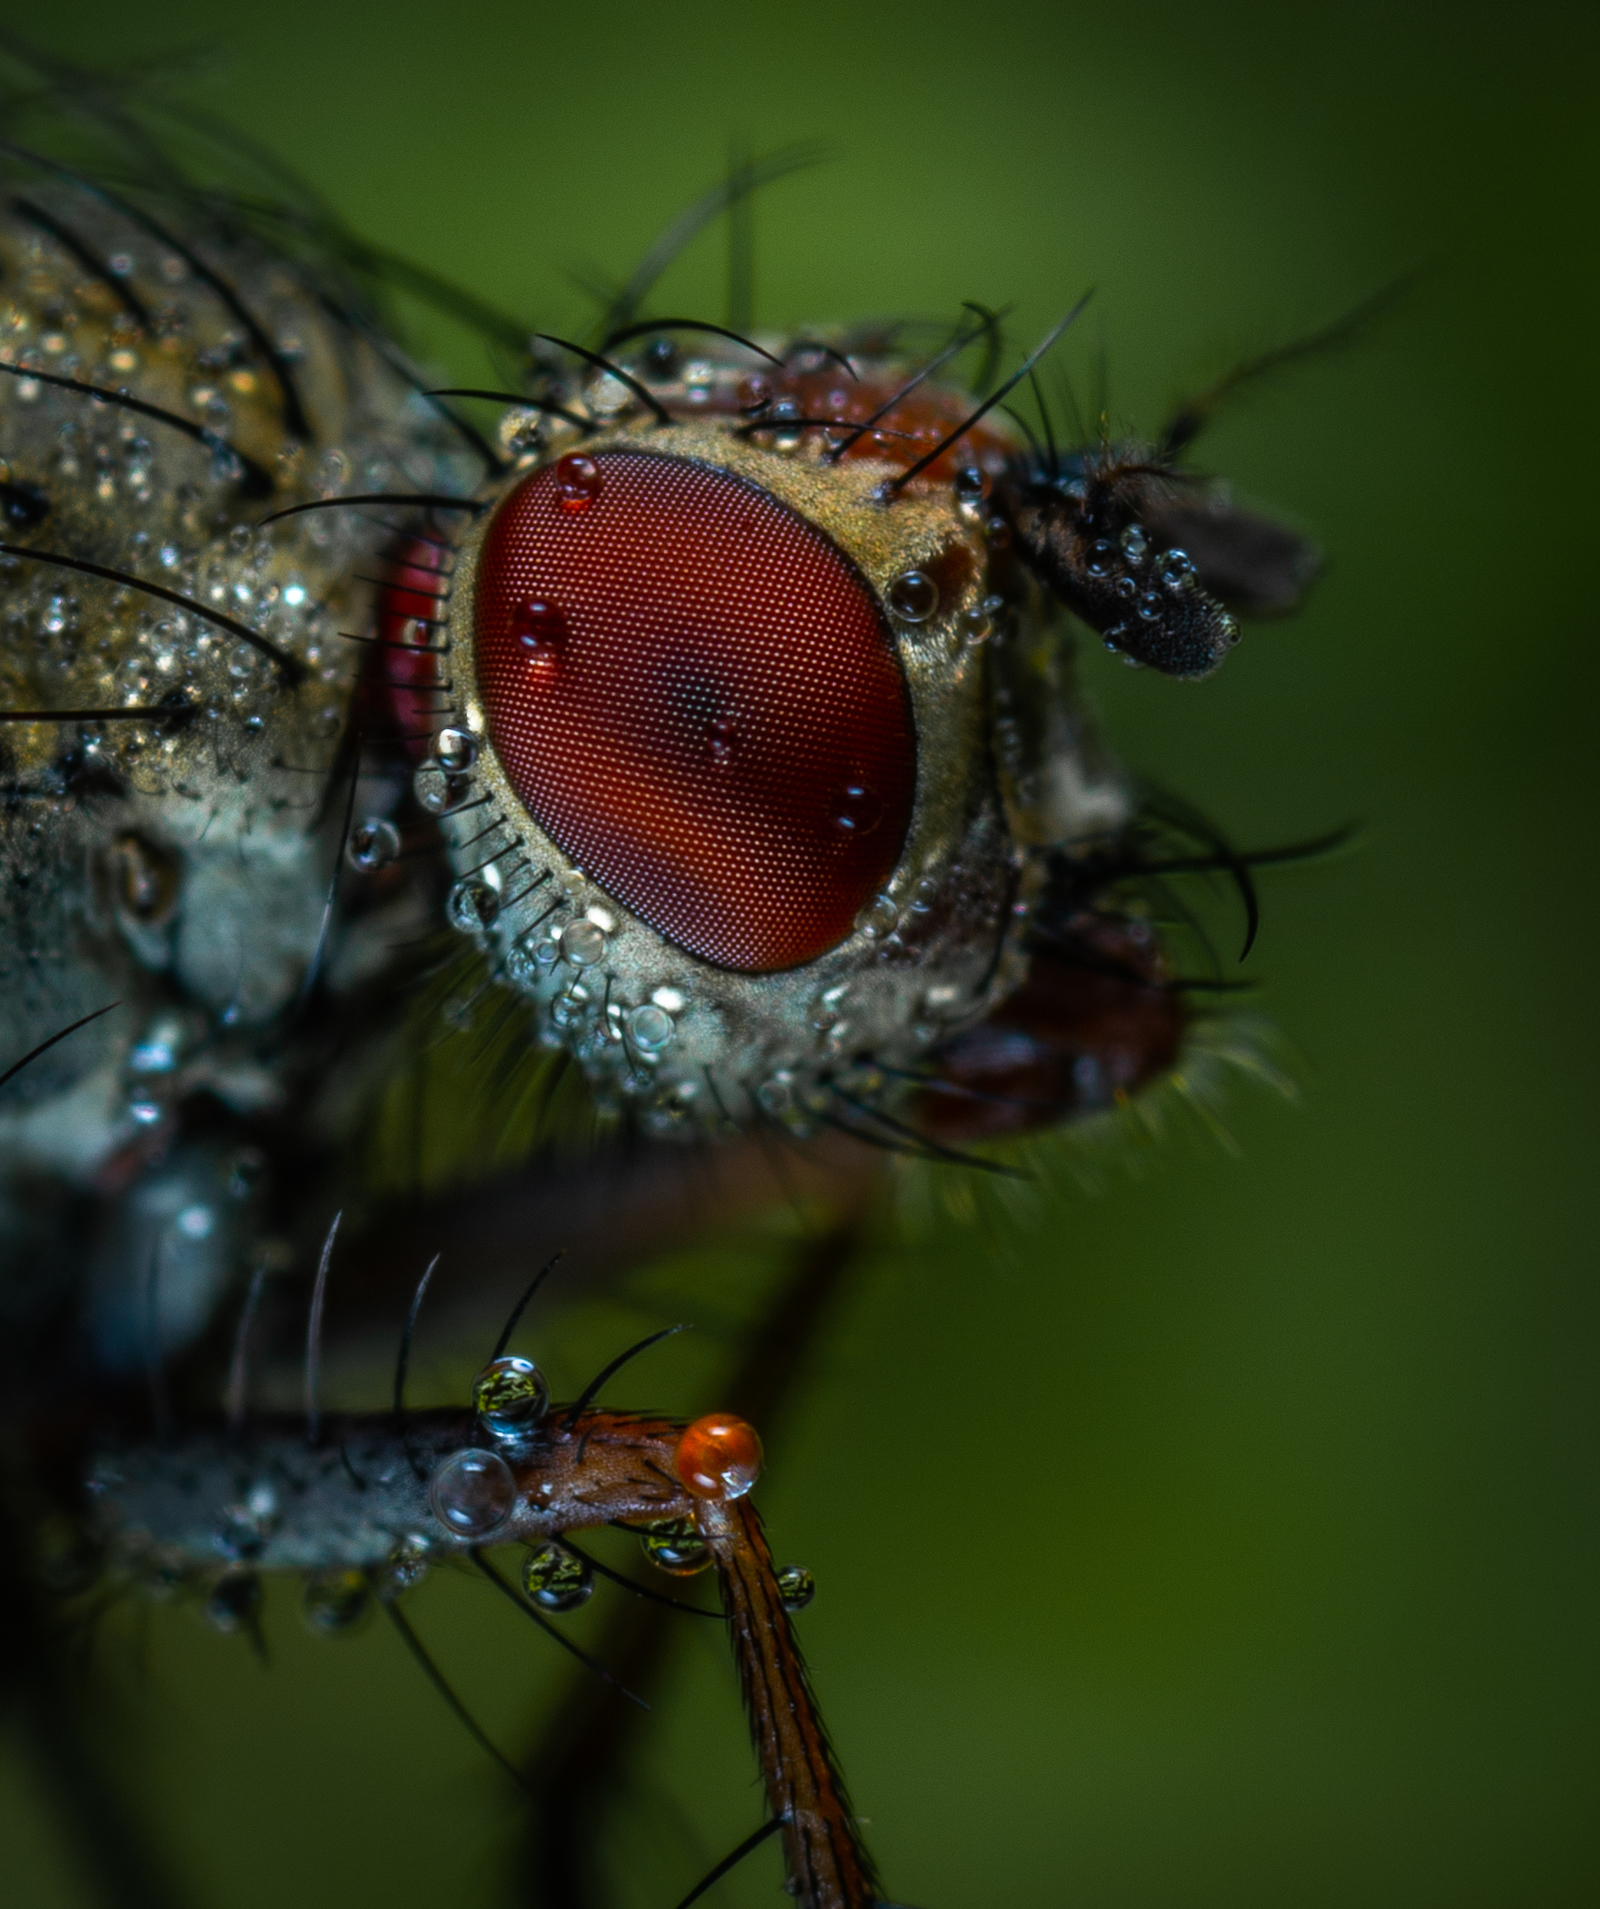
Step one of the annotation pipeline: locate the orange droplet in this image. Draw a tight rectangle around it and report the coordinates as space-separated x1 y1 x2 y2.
675 1413 763 1500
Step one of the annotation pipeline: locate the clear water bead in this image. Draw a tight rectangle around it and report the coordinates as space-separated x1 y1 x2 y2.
428 1449 516 1539
205 1571 261 1634
434 727 478 772
522 1541 593 1611
627 1003 675 1051
777 1564 815 1612
560 919 606 967
1156 547 1196 590
414 761 469 815
1119 523 1149 564
302 1569 371 1636
472 1356 550 1444
887 570 940 622
857 894 899 938
1085 540 1116 578
638 1518 712 1575
447 879 499 934
347 817 400 872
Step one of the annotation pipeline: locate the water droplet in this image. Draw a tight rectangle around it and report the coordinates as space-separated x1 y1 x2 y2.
638 1519 712 1575
205 1571 261 1633
559 919 606 967
514 599 566 675
1085 540 1116 579
522 1541 593 1612
736 373 773 412
832 781 883 835
302 1569 371 1636
856 894 899 938
447 879 499 934
377 1535 431 1599
627 1003 675 1052
554 453 601 514
1137 591 1165 622
777 1564 815 1612
429 1448 516 1539
473 1355 549 1444
1113 575 1138 601
435 727 477 772
953 465 988 502
909 875 940 913
414 761 470 815
756 1074 793 1115
1156 547 1196 591
707 715 738 763
347 817 400 872
1119 522 1149 565
675 1414 763 1501
887 570 939 622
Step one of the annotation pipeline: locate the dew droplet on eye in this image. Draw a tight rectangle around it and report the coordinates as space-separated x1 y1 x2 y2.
1137 591 1165 622
553 453 601 514
472 1355 550 1444
514 598 567 675
887 569 939 622
428 1448 516 1539
1120 522 1149 564
831 781 882 835
1085 539 1116 579
706 715 738 763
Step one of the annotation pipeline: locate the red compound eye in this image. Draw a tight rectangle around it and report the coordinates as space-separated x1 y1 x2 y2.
675 1413 764 1501
473 451 915 972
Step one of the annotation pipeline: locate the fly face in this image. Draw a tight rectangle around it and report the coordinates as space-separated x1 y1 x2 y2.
404 340 1132 1140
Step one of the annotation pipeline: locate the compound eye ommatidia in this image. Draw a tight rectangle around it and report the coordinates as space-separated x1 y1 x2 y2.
473 450 915 972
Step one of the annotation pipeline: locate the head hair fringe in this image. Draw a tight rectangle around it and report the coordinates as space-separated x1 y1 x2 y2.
891 1004 1300 1241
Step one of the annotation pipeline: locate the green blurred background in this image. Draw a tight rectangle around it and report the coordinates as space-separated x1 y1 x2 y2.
2 1 1596 1903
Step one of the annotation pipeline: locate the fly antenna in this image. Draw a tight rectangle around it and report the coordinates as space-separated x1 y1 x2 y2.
562 1323 691 1428
490 1248 565 1363
881 293 1093 497
671 1817 786 1909
225 1260 271 1438
303 1210 341 1447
